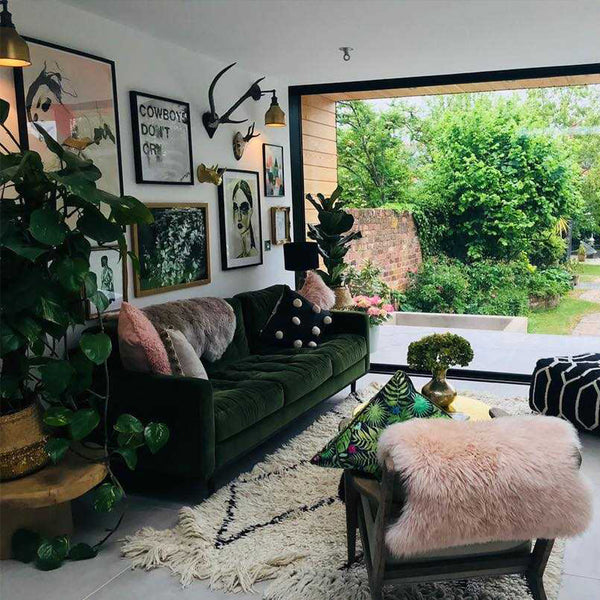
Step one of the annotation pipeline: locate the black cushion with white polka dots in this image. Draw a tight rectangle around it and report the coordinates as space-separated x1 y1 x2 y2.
259 286 333 349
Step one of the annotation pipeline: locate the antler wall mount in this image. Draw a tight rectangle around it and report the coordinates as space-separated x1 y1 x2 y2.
202 62 284 138
233 122 260 160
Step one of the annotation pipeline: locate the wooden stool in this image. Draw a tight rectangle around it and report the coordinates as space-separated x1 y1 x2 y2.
0 451 106 559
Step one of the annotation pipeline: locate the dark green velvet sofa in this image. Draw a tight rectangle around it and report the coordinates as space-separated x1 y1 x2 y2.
102 285 369 488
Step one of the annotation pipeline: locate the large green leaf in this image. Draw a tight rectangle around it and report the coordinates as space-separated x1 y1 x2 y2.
114 414 143 434
13 316 43 345
68 542 97 561
55 256 89 292
69 350 94 393
36 536 69 571
117 431 145 449
29 208 67 246
0 98 9 125
2 231 48 261
79 332 112 364
144 422 170 454
69 408 100 440
45 437 70 463
318 211 354 235
39 360 75 395
110 196 154 225
90 290 110 313
115 447 137 470
11 529 41 563
0 322 24 356
43 406 74 427
77 207 122 243
93 482 124 513
36 295 71 327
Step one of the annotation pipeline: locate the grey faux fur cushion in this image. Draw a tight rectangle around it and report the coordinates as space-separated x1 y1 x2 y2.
143 297 235 362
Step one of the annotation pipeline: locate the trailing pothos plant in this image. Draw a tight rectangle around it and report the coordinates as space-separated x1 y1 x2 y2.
306 186 362 288
0 98 169 569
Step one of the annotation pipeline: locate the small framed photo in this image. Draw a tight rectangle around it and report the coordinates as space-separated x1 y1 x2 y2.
263 143 285 197
218 169 263 270
129 91 194 184
87 246 127 318
131 203 211 297
271 207 291 245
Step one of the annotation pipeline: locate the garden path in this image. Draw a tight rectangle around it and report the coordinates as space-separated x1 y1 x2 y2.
572 276 600 336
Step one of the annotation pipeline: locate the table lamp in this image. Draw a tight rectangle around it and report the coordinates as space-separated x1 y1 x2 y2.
283 242 319 287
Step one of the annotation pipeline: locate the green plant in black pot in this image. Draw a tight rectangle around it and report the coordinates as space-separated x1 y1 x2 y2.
0 98 169 569
306 186 362 308
407 333 474 409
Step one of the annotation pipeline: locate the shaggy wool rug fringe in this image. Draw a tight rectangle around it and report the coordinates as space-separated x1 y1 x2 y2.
122 386 565 599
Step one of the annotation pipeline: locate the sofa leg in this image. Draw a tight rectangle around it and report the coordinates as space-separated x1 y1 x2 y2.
205 477 216 496
527 574 548 600
351 380 357 394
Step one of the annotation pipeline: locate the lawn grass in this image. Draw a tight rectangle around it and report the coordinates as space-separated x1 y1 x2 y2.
575 263 600 282
528 294 600 335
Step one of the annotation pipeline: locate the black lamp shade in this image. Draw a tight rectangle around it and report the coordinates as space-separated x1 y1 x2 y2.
283 242 319 271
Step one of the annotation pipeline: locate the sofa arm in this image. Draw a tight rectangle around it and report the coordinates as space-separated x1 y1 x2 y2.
330 310 370 366
107 369 215 481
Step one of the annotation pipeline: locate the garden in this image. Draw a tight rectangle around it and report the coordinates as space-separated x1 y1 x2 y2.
337 85 600 334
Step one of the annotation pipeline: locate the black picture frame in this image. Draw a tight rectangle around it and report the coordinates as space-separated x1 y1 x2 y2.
218 169 264 270
13 36 124 196
129 91 194 185
262 143 285 197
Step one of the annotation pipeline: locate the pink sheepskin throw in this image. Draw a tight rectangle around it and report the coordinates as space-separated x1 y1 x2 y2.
377 415 592 557
118 302 171 375
298 270 335 310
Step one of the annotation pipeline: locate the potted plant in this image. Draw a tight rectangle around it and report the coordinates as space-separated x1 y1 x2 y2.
350 295 394 353
0 100 170 567
306 186 362 308
407 333 474 408
578 243 586 262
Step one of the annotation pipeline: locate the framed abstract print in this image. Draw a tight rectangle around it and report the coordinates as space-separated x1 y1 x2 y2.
87 246 127 319
218 169 263 270
263 143 284 197
129 91 194 184
270 206 291 245
13 37 123 195
131 203 211 297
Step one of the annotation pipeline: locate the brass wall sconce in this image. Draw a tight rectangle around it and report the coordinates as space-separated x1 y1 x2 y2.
0 0 30 67
202 62 285 138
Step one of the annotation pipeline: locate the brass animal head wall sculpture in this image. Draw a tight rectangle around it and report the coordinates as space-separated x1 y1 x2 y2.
233 122 260 160
196 163 226 186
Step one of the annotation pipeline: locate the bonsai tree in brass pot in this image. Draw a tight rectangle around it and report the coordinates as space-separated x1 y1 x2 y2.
407 333 474 409
306 186 362 308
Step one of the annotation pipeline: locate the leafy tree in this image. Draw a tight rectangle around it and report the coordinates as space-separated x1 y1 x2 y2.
336 101 415 208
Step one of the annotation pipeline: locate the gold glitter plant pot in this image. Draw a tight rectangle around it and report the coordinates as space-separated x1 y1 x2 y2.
0 404 49 481
333 285 353 309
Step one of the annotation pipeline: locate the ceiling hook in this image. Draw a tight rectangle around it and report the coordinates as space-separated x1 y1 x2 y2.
339 47 354 62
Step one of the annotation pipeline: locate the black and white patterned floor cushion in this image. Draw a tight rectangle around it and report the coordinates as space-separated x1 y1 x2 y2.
529 353 600 435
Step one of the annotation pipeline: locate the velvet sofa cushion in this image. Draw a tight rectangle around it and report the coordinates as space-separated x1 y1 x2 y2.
235 285 286 350
209 351 333 405
257 333 368 376
212 379 284 442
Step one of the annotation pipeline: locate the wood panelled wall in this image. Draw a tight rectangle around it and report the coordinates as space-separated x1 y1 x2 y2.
301 95 337 226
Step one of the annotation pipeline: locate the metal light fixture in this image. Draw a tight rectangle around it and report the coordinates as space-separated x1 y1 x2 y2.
264 91 286 127
0 0 30 68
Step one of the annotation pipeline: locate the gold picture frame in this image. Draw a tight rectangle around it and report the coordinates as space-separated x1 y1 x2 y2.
270 206 291 245
131 203 211 297
86 246 128 319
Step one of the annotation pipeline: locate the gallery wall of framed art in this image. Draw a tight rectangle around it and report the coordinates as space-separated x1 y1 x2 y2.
129 91 194 185
131 203 211 297
13 36 124 196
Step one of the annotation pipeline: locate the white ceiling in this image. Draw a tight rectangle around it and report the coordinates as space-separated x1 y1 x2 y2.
59 0 600 86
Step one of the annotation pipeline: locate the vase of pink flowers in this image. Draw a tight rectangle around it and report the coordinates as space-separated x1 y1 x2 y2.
351 295 394 353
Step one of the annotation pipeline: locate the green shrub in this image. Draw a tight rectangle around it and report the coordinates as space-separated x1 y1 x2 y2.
346 260 392 301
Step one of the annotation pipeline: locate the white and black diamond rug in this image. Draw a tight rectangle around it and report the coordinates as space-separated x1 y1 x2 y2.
122 385 564 600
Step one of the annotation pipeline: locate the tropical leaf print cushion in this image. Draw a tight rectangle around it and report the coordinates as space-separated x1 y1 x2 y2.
310 370 449 476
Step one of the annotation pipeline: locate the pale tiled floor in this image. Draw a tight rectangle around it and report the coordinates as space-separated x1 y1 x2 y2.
2 374 599 600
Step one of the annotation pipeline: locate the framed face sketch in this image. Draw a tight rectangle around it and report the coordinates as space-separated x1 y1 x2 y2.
270 206 291 245
218 169 263 270
263 143 284 197
129 91 193 184
87 246 127 318
13 37 123 195
131 203 211 297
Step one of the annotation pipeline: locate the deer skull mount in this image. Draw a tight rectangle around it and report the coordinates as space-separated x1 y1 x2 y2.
233 123 260 160
202 62 265 139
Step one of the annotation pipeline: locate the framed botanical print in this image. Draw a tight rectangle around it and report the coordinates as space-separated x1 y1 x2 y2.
218 169 263 270
87 246 127 318
131 203 211 297
270 206 291 245
263 143 285 197
129 91 194 184
13 37 123 195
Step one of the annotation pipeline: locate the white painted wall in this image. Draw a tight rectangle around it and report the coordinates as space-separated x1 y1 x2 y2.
0 0 294 309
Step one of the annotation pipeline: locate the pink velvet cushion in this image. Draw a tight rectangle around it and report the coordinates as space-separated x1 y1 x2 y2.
298 270 335 310
118 302 171 375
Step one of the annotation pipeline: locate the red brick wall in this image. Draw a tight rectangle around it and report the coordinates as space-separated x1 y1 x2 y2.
346 209 422 290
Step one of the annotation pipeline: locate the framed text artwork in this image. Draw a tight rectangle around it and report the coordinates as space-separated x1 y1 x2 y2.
129 91 194 184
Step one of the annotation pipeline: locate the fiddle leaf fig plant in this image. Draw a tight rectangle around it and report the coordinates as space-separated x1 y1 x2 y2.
0 98 170 565
306 185 362 287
